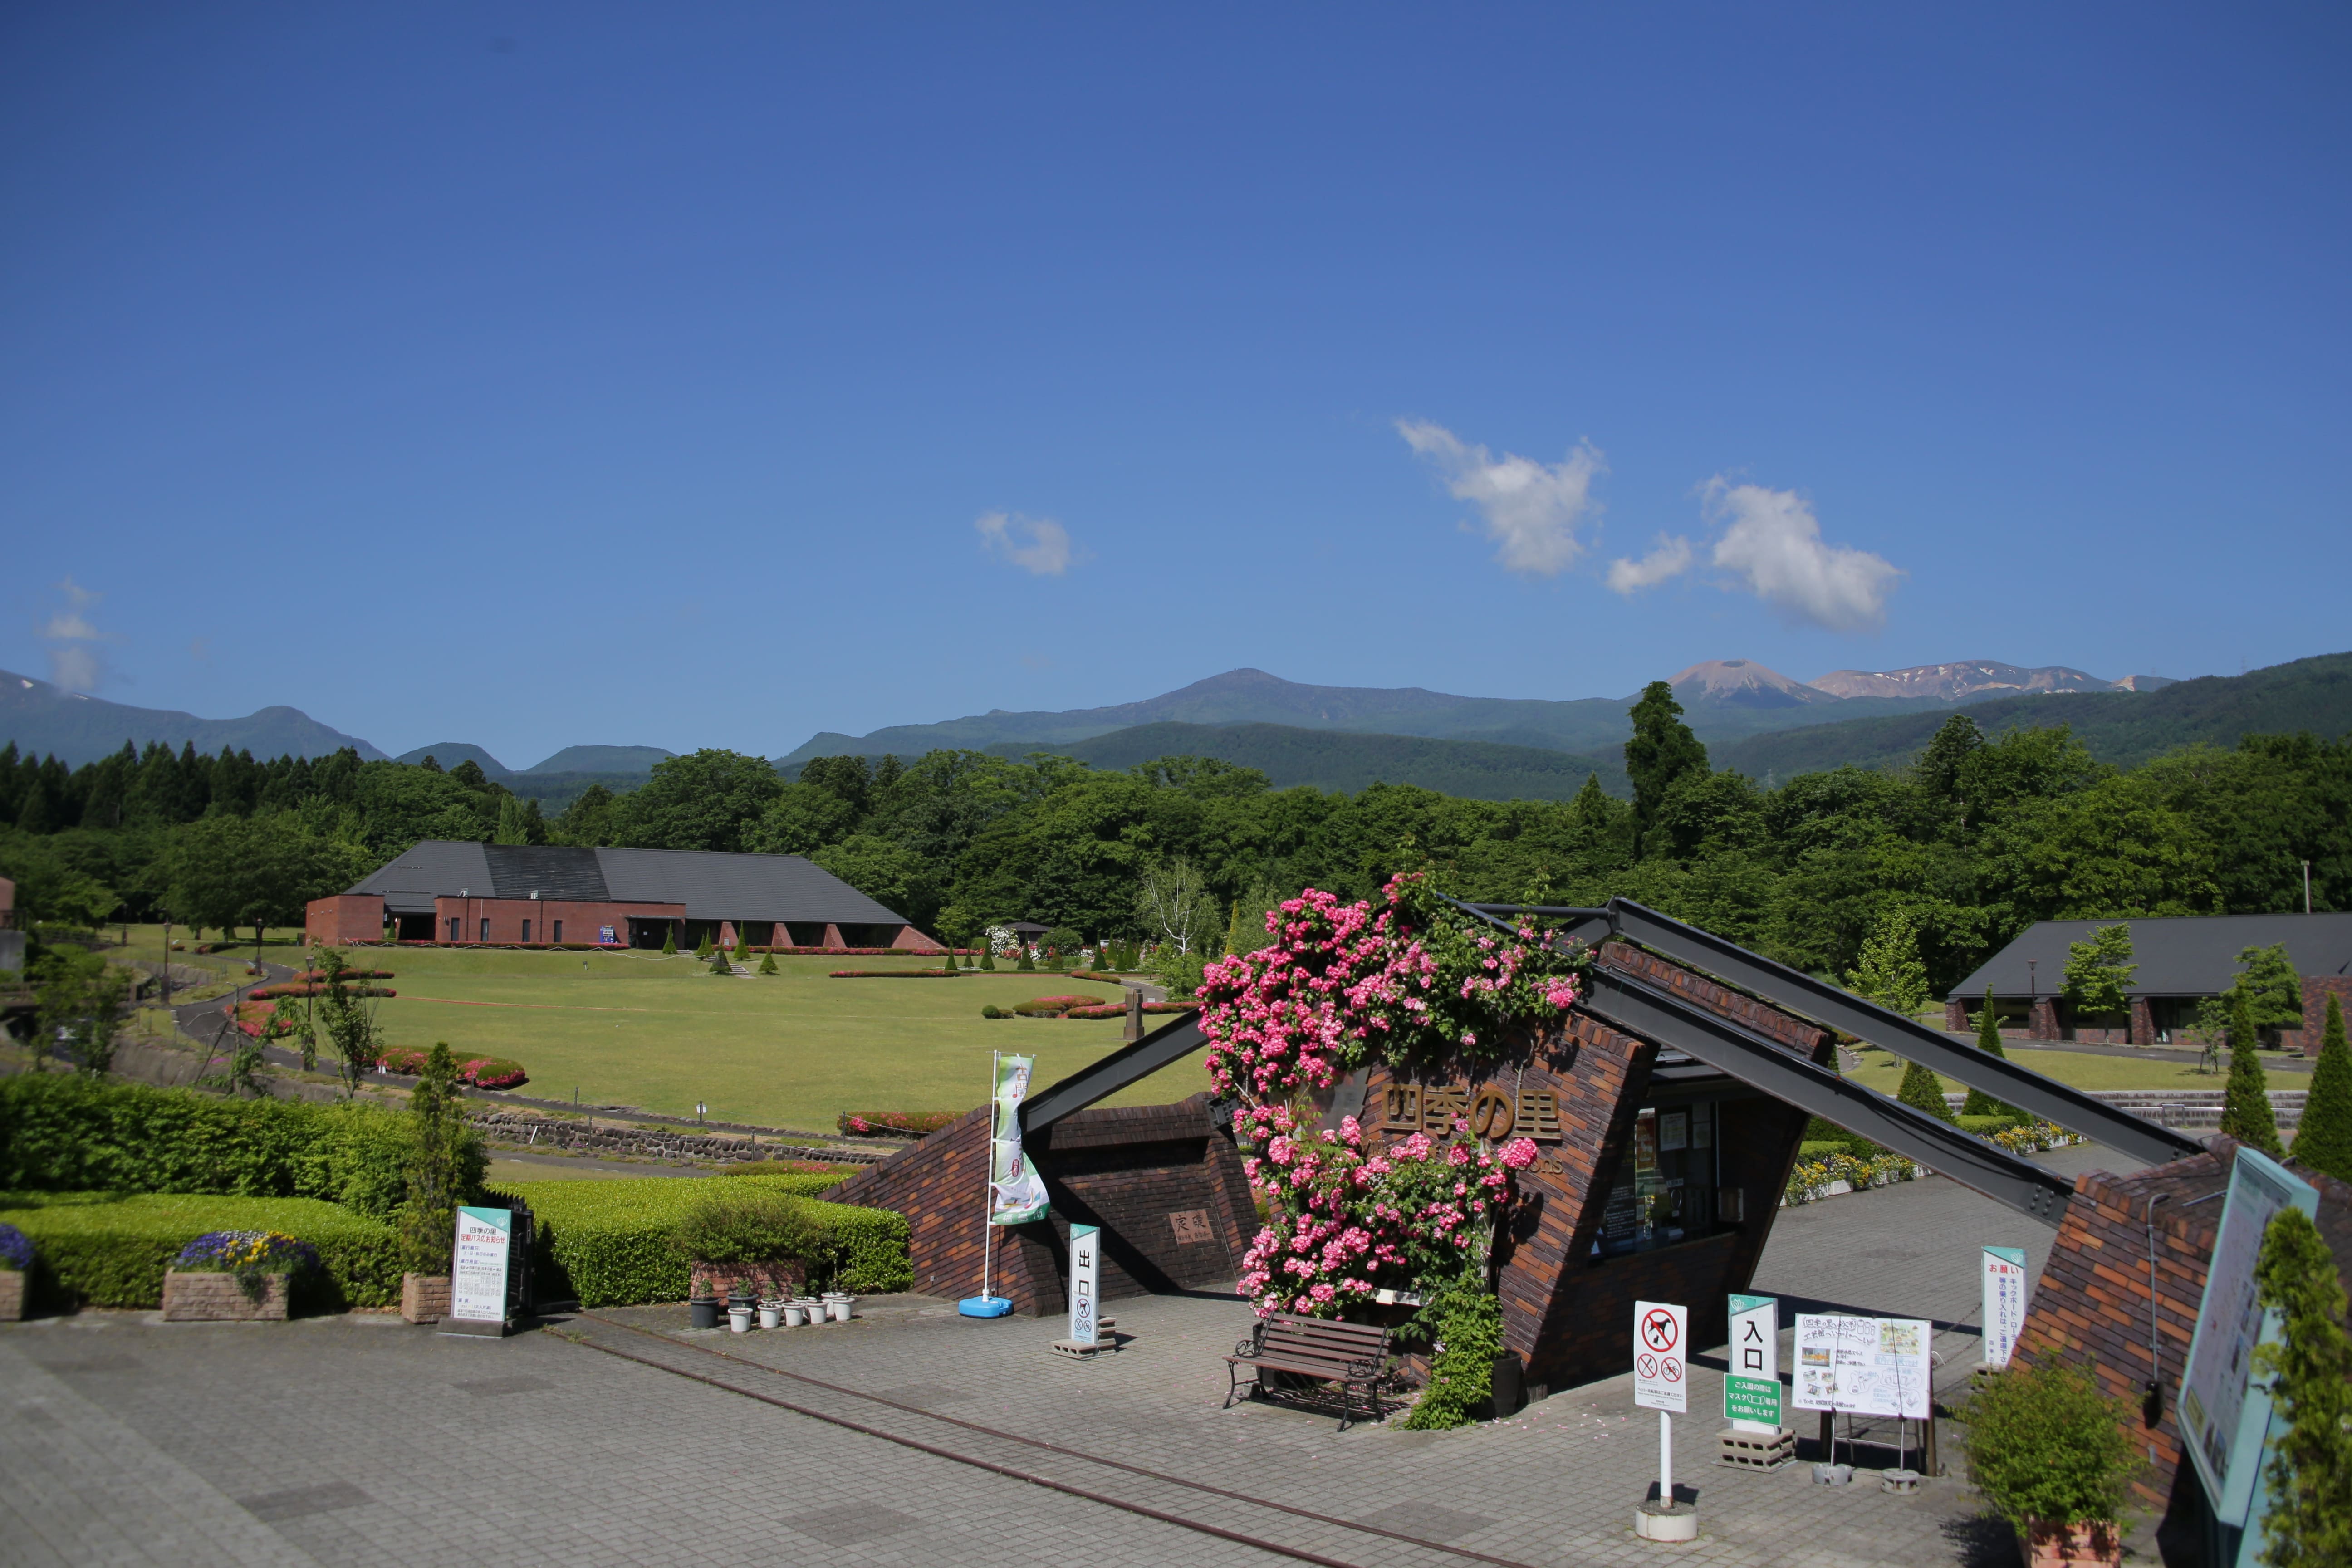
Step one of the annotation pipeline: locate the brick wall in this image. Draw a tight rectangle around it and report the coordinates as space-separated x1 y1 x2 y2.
305 895 386 945
890 926 946 952
826 1095 1251 1316
2013 1137 2352 1512
2288 976 2352 1055
428 896 685 945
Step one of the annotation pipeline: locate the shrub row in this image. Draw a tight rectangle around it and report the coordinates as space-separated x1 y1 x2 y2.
825 969 960 978
0 1191 401 1311
293 969 397 982
836 1112 961 1137
245 984 397 1002
508 1175 910 1307
0 1077 455 1220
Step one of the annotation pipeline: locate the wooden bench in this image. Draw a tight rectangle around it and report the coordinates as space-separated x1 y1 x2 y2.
1225 1313 1392 1428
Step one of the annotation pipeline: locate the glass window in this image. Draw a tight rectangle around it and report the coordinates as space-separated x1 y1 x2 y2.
552 920 563 943
521 920 532 944
1594 1102 1721 1260
480 918 491 942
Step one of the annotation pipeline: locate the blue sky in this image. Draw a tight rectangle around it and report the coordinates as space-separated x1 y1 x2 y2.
4 3 2347 766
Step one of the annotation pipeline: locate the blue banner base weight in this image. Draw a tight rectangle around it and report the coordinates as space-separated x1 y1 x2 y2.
959 1295 1014 1318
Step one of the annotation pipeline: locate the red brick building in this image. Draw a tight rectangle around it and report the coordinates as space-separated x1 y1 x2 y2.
305 841 941 951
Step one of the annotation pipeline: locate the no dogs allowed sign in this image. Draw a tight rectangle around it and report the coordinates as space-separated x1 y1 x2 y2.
1633 1299 1687 1413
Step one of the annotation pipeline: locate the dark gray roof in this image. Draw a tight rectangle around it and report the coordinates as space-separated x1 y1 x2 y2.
1951 913 2352 1000
345 841 909 926
594 847 906 924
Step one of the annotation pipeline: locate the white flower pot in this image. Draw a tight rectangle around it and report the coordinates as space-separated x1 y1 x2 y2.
758 1304 780 1330
795 1297 823 1324
823 1292 853 1323
780 1302 806 1326
728 1306 753 1333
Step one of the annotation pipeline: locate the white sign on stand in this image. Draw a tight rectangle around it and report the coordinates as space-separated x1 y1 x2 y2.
1067 1224 1101 1346
1792 1313 1931 1418
1725 1294 1781 1431
1982 1248 2029 1368
1633 1300 1687 1412
449 1206 512 1330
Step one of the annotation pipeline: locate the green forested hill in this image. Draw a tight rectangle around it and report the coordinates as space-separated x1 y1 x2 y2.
1714 651 2352 781
985 721 1628 800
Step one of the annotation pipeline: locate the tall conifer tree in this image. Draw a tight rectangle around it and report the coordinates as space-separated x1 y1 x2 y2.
2290 994 2352 1182
2221 990 2284 1156
1962 983 2022 1119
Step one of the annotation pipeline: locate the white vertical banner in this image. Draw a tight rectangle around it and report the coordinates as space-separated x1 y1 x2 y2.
1633 1300 1687 1413
450 1207 512 1323
1981 1247 2029 1368
1725 1294 1781 1431
1067 1223 1101 1346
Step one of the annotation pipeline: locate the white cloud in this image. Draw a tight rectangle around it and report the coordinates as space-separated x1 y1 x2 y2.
38 578 108 692
1702 479 1901 632
1606 534 1695 595
1398 420 1603 578
975 511 1073 577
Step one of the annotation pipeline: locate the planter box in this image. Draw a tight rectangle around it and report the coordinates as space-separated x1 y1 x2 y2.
162 1269 289 1322
0 1270 22 1321
690 1261 805 1301
2023 1519 2123 1567
402 1273 452 1324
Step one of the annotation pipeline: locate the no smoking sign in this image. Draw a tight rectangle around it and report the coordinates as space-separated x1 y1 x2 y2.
1633 1300 1688 1413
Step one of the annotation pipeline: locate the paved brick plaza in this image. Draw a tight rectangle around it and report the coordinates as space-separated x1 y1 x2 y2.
2 1146 2130 1568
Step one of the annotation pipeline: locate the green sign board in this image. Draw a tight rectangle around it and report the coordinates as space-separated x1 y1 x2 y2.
1725 1374 1782 1425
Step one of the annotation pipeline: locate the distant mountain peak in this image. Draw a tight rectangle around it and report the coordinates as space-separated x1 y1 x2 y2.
1808 661 2117 701
1668 659 1837 709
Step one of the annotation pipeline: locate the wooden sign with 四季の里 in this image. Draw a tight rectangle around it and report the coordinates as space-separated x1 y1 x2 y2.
1377 1084 1563 1142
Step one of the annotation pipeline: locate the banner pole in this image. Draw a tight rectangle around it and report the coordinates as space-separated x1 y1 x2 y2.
981 1049 997 1301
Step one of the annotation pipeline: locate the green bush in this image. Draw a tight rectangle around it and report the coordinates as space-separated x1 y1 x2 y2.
0 1191 400 1311
1403 1276 1505 1429
506 1175 910 1307
1956 1358 2143 1529
670 1187 836 1269
1958 1113 2024 1137
0 1077 427 1218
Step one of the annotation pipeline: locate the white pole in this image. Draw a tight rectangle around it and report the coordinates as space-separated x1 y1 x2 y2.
980 1050 998 1300
1660 1411 1673 1506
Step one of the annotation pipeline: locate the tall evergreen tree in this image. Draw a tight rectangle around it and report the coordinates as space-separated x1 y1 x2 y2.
2221 989 2285 1156
492 796 529 845
398 1043 474 1275
2232 942 2306 1042
2290 994 2352 1183
1623 681 1708 843
2252 1206 2352 1568
1962 983 2023 1118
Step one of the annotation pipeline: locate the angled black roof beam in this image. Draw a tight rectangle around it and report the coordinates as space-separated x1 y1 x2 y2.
1580 967 2074 1226
1021 1012 1207 1134
1458 897 2203 1168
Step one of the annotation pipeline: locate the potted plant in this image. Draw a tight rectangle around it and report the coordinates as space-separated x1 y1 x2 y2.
397 1043 485 1324
1955 1359 2144 1566
163 1231 321 1321
0 1223 31 1321
670 1188 838 1317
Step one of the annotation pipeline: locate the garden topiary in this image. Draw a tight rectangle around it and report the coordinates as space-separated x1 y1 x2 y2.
2290 994 2352 1182
1962 983 2023 1119
1016 946 1034 973
757 951 779 976
708 948 731 976
397 1043 483 1276
661 927 677 956
980 946 995 972
695 932 714 961
1897 1058 1956 1123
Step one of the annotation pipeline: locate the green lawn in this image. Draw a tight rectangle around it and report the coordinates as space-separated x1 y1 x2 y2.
339 946 1200 1134
1845 1043 2282 1098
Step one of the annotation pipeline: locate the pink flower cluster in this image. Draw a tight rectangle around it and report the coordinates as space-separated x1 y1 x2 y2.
1232 1107 1540 1317
1198 874 1585 1100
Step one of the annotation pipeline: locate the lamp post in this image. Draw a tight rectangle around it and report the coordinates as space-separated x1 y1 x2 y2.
2028 958 2039 1041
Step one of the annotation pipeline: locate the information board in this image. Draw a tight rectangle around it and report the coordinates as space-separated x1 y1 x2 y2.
1981 1247 2029 1368
1067 1223 1101 1346
1725 1293 1782 1429
1633 1299 1687 1413
1791 1313 1931 1418
450 1206 512 1323
2178 1147 2317 1525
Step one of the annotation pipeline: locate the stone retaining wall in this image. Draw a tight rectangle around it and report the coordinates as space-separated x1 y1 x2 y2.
466 1110 888 1167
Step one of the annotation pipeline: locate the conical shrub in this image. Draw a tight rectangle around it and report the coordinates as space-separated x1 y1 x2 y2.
2290 994 2352 1181
2222 990 2285 1156
1898 1058 1956 1123
1962 984 2023 1120
757 950 779 976
661 926 677 956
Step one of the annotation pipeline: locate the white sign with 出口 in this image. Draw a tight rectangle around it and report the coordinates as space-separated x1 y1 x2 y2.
1067 1224 1100 1346
449 1207 512 1323
1982 1248 2029 1368
1791 1313 1931 1419
1633 1299 1687 1413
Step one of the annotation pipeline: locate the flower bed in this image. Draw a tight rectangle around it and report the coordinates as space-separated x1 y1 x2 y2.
505 1175 908 1307
836 1112 961 1138
1065 1003 1127 1019
1010 995 1106 1017
824 969 960 978
1782 1152 1924 1205
459 1057 528 1090
246 983 397 1001
0 1192 400 1310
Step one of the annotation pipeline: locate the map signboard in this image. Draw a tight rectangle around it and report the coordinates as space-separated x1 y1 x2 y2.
1792 1313 1931 1419
1725 1293 1781 1429
1633 1299 1687 1413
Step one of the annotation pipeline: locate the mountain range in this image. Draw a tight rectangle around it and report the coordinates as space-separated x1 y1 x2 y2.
6 653 2337 809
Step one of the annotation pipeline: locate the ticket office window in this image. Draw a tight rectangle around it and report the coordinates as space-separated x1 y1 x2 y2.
1593 1102 1721 1260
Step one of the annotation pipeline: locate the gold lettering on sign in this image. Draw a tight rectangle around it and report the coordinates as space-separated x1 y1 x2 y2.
1469 1088 1515 1140
1422 1087 1470 1136
1518 1090 1563 1141
1379 1084 1422 1134
1169 1209 1214 1245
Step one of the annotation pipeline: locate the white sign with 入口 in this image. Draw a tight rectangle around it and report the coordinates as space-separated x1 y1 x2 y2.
450 1207 512 1323
1724 1293 1781 1430
1792 1313 1931 1419
1633 1299 1687 1413
1982 1247 2029 1368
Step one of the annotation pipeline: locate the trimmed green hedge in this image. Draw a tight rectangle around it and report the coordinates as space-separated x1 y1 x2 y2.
0 1191 400 1311
1958 1113 2025 1136
505 1175 912 1307
0 1076 472 1220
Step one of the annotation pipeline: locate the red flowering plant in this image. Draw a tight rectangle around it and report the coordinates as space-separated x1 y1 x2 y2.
1201 874 1586 1322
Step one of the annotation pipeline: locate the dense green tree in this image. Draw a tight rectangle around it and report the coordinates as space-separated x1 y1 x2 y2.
1847 907 1931 1017
2252 1206 2352 1568
397 1043 484 1275
1623 681 1708 844
1896 1057 1956 1123
2062 923 2137 1017
492 795 529 845
34 946 129 1076
608 749 780 852
2222 990 2285 1156
2290 995 2352 1182
2231 942 2306 1039
551 783 617 846
1915 713 1986 815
